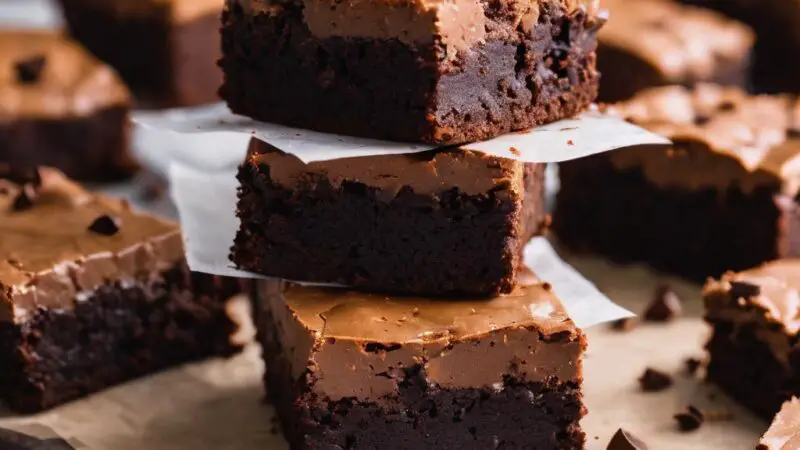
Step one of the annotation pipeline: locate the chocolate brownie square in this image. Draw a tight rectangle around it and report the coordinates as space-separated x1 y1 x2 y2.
253 273 587 450
219 0 604 145
704 261 800 420
232 139 547 297
0 167 244 413
58 0 224 107
0 30 136 182
597 0 753 102
553 84 800 280
759 397 800 449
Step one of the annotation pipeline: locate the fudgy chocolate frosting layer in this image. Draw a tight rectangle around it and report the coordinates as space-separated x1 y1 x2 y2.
248 139 526 201
232 0 600 55
606 85 800 194
760 397 800 450
0 168 183 324
260 271 582 402
0 30 130 120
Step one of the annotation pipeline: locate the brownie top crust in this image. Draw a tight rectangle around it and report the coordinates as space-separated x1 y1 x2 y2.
261 271 582 401
0 30 129 120
604 84 800 193
0 167 183 324
66 0 224 23
600 0 753 82
248 139 526 201
760 397 800 450
231 0 601 56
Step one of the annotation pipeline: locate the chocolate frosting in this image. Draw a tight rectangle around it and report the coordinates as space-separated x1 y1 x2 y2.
69 0 224 23
0 30 130 120
258 271 583 402
248 139 527 202
606 85 800 194
0 168 183 324
760 397 800 450
601 0 753 82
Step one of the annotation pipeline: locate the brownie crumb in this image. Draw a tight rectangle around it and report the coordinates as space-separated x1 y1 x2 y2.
11 184 37 212
509 147 521 156
643 285 682 322
674 405 704 431
88 215 122 236
611 317 638 332
684 357 703 376
728 280 761 299
606 428 648 450
638 368 673 392
14 55 47 84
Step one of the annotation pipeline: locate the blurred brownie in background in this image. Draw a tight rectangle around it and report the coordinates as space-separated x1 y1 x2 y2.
0 30 136 182
554 84 800 280
58 0 223 107
598 0 753 102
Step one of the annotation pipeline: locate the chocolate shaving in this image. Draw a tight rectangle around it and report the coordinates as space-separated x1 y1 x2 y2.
611 317 638 332
606 428 648 450
14 55 47 84
674 405 704 431
11 185 37 212
729 280 760 299
638 368 673 392
643 285 682 322
87 215 122 236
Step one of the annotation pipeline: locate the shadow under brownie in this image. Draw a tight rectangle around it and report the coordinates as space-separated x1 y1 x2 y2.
0 30 136 182
554 84 800 281
0 167 243 413
219 0 603 145
252 272 586 450
58 0 224 107
233 139 547 297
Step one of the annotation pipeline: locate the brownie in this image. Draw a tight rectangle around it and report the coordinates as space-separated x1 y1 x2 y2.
253 272 587 450
704 261 800 420
680 0 800 94
232 139 547 297
0 167 244 413
218 0 603 145
759 397 800 449
553 84 800 280
0 30 136 182
58 0 224 107
597 0 753 102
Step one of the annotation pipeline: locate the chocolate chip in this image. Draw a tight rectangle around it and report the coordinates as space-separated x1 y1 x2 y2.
606 428 648 450
611 317 638 332
674 405 704 431
638 368 673 392
729 280 761 299
643 285 682 322
14 55 47 84
87 215 122 236
684 357 703 376
11 184 37 211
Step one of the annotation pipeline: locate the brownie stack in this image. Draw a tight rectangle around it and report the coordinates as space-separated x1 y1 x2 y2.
217 0 606 448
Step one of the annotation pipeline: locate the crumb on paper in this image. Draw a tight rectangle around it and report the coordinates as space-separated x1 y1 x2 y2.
509 146 521 156
567 139 574 146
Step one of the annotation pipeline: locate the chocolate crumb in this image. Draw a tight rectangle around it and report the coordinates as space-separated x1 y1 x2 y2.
684 357 703 376
729 280 761 299
542 282 552 291
611 317 638 332
567 139 575 146
606 428 648 450
15 55 47 84
643 285 682 322
11 184 37 211
88 215 122 236
674 405 704 431
638 368 673 392
509 147 521 156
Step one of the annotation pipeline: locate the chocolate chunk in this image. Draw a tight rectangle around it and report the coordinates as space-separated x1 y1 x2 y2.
674 405 704 431
729 280 760 299
606 428 648 450
14 55 47 84
11 185 37 212
638 368 673 392
643 285 682 322
611 317 638 332
684 357 702 376
88 215 122 236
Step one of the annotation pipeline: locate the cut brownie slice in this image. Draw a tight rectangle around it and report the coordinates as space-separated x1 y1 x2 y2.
553 84 800 280
58 0 223 107
219 0 604 145
233 139 547 297
597 0 753 102
759 397 800 449
253 273 587 450
0 30 136 182
0 167 244 413
704 261 800 420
